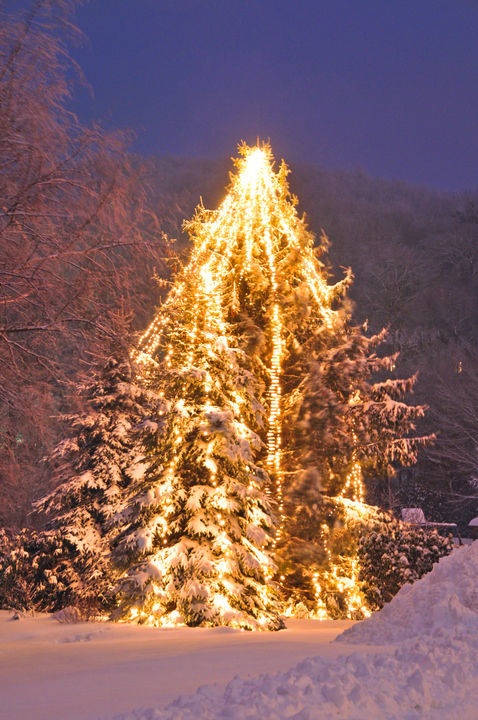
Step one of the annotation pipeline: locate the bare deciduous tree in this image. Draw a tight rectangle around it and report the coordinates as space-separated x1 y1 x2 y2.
0 1 169 525
426 348 478 500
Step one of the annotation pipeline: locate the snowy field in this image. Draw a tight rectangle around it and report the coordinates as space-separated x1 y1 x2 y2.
1 613 359 720
2 541 478 720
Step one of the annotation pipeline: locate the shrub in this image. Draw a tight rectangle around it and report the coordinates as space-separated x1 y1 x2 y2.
0 528 115 615
358 520 454 610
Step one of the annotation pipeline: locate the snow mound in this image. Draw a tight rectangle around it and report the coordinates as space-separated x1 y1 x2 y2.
111 631 478 720
339 540 478 645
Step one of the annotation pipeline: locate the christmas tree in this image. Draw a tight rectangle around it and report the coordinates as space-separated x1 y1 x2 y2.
120 143 427 626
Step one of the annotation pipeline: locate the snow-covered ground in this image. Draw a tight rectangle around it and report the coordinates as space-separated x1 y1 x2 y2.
3 542 478 720
1 612 359 720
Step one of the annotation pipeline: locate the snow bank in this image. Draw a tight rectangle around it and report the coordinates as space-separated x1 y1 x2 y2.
110 542 478 720
339 540 478 644
111 631 478 720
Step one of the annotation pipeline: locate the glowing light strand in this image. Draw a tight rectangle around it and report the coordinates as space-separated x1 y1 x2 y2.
267 303 285 546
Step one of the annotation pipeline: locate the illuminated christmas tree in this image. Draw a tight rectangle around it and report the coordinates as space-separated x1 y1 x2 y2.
116 144 427 626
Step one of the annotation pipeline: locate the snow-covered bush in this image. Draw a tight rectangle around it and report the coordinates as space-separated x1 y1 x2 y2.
0 528 112 615
358 520 454 610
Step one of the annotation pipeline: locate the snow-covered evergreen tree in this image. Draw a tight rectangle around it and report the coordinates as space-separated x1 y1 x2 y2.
277 316 429 615
37 352 163 606
128 143 429 623
0 527 81 612
358 517 454 610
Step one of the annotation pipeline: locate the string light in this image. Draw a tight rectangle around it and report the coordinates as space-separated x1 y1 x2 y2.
339 437 365 504
268 303 284 546
133 143 341 531
319 389 369 619
339 394 365 504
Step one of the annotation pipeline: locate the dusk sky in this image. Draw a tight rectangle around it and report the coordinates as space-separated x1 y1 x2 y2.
10 1 478 190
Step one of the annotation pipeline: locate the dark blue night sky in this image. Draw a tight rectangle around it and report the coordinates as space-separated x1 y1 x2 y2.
9 0 478 189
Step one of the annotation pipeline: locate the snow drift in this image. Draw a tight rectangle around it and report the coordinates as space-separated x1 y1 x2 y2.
339 539 478 644
112 633 478 720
